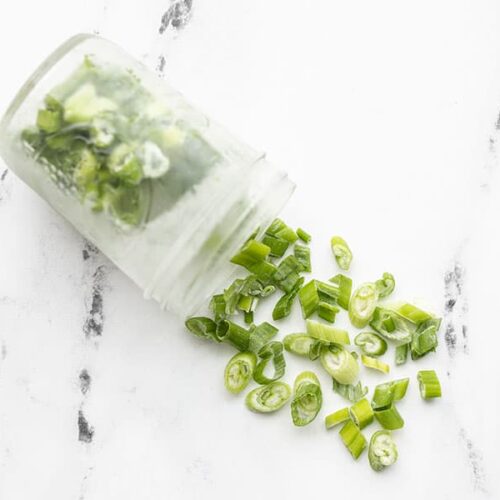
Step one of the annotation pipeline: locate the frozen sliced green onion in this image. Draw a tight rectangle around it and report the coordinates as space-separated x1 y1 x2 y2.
374 405 404 430
299 280 320 318
349 398 374 429
318 302 340 323
354 332 387 356
245 381 292 413
265 218 298 243
216 320 250 351
325 407 350 429
369 307 414 345
417 370 442 399
272 285 301 321
291 371 323 426
411 320 440 359
349 283 379 329
294 244 311 273
375 273 396 299
369 430 398 472
185 317 220 342
262 234 289 258
339 420 367 460
224 352 257 394
253 341 286 384
320 344 359 385
329 274 352 310
372 378 409 410
283 334 316 357
361 355 390 374
306 319 350 344
230 239 270 269
273 255 304 293
331 236 353 271
395 343 409 365
297 228 311 243
332 380 368 403
248 322 278 353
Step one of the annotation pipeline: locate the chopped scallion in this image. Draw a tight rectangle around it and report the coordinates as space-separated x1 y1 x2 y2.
375 272 396 299
294 244 311 272
283 333 316 357
224 352 257 394
265 218 298 243
329 274 352 310
262 234 289 258
320 344 359 385
325 407 350 429
371 378 409 410
349 283 379 329
331 236 353 271
306 319 350 344
272 285 301 321
216 320 251 351
354 332 387 356
395 343 409 365
185 317 220 342
361 355 390 374
339 420 367 459
332 380 368 403
417 370 441 399
299 280 320 318
369 430 398 472
296 228 311 243
245 381 292 413
230 239 270 269
248 322 278 353
374 405 404 430
291 371 323 426
253 341 286 384
349 398 374 429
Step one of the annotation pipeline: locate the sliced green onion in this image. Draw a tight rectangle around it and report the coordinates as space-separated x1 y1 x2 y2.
262 284 276 297
210 294 227 322
306 319 350 344
248 261 278 285
317 280 338 305
339 420 367 459
237 294 256 314
329 274 352 310
224 352 257 394
299 280 320 318
308 340 324 361
369 307 414 345
318 302 340 323
349 398 374 429
361 355 390 374
374 405 404 430
297 228 311 243
223 279 246 315
265 218 298 243
325 407 350 429
262 234 289 258
245 381 292 413
273 255 304 293
375 272 396 299
417 370 442 399
283 333 316 357
291 371 323 426
253 341 286 384
217 320 250 351
354 332 387 356
320 344 359 384
392 303 433 324
395 343 409 365
369 430 398 472
244 311 254 325
411 320 440 359
372 378 409 410
185 317 220 342
294 244 311 273
349 283 379 328
332 380 368 403
230 239 270 269
272 285 301 321
331 235 353 271
248 322 278 353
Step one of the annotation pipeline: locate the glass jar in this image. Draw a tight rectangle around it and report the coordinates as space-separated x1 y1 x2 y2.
0 34 295 317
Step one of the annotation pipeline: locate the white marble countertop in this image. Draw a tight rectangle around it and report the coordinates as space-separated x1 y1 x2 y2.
1 1 500 499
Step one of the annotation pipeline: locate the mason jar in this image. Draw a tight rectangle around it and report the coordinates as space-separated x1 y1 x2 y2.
0 34 295 317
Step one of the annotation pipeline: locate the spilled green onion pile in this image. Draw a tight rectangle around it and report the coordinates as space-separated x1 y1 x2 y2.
185 219 443 472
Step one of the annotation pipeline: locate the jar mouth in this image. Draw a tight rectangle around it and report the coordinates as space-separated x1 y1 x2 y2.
146 157 295 317
0 34 97 137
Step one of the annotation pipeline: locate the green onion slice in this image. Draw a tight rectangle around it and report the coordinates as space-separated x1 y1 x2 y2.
417 370 442 399
245 381 292 413
349 398 374 429
262 234 289 258
374 405 404 430
320 344 359 384
369 307 414 345
372 378 409 410
216 320 251 351
283 334 316 357
391 302 433 324
265 218 298 243
375 272 396 299
224 352 257 394
339 420 367 460
273 255 304 293
317 302 340 323
210 294 227 322
369 430 398 472
349 283 379 329
244 311 254 325
329 274 352 310
325 407 350 429
395 343 409 365
306 319 350 344
185 317 219 342
331 235 353 271
298 280 320 318
297 228 311 243
294 244 311 273
354 332 387 356
230 239 270 269
411 320 440 359
272 284 301 321
361 355 390 374
253 341 286 384
332 379 368 403
248 322 278 353
291 371 323 426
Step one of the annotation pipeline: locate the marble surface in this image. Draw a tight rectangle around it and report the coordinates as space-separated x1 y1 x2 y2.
1 1 500 499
